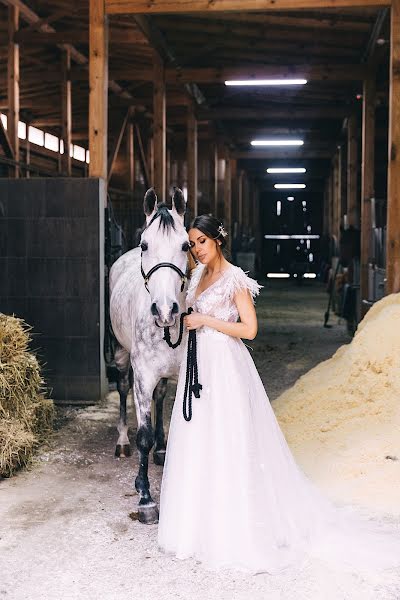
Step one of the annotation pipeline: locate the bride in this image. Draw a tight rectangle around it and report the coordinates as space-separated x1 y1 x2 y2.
158 214 400 586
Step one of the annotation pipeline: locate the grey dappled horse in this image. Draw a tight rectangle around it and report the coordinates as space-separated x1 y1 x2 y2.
109 188 189 524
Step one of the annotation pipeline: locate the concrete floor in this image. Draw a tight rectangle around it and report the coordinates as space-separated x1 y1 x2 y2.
2 280 375 600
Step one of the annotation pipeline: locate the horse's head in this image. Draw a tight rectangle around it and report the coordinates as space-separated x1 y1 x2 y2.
140 187 189 327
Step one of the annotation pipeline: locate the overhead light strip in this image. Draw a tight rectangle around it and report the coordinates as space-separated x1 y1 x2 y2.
267 168 306 173
264 235 320 240
251 140 304 147
274 183 306 189
225 79 307 86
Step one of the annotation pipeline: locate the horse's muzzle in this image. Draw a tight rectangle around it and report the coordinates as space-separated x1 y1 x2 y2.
151 302 179 328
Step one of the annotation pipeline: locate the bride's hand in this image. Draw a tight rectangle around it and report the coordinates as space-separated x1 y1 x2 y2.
184 312 205 330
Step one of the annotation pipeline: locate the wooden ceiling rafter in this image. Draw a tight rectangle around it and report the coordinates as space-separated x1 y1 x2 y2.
105 0 391 15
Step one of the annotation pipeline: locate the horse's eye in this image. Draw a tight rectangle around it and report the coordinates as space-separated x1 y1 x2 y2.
182 242 190 252
140 241 148 251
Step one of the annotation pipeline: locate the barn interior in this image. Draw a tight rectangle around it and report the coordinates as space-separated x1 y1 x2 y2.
0 0 399 405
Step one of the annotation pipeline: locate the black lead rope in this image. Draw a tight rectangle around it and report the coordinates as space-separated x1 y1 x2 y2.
163 312 186 349
182 307 202 422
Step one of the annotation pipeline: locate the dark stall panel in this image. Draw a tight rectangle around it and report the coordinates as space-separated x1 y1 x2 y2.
0 178 107 405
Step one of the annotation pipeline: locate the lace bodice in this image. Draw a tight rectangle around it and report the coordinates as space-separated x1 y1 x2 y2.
186 263 262 322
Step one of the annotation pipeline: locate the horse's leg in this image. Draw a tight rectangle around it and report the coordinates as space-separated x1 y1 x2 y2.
153 377 168 466
114 345 132 458
132 373 159 524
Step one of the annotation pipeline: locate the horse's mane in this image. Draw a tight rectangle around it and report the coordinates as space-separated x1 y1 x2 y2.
148 203 176 231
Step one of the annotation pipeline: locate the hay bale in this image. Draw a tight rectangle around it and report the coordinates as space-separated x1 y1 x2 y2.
0 418 37 478
0 314 30 363
0 313 54 478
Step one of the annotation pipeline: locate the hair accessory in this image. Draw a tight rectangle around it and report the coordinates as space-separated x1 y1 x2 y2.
217 224 228 238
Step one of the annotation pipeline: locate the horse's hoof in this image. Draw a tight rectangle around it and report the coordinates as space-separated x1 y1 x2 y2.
138 502 159 525
115 444 132 458
153 449 166 466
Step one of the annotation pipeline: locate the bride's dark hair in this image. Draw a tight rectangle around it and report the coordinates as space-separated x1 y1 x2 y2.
190 215 228 250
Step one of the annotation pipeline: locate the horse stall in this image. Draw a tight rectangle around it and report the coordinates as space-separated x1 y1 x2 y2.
0 177 107 405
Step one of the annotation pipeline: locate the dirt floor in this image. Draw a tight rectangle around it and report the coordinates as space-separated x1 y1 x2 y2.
1 280 371 600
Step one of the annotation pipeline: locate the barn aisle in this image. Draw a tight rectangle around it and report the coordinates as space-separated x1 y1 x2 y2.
0 282 372 600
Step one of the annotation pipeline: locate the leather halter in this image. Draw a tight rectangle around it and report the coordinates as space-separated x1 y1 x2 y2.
141 257 187 294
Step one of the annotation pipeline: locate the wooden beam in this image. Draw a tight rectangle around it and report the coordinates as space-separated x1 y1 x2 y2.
187 102 198 218
386 0 400 294
211 142 218 217
167 64 368 84
128 121 135 193
135 123 149 189
7 5 19 177
224 149 232 248
153 51 166 200
61 48 72 176
198 107 349 121
89 0 108 179
360 73 376 309
346 114 359 228
107 108 131 184
232 149 333 159
1 0 138 107
105 0 391 15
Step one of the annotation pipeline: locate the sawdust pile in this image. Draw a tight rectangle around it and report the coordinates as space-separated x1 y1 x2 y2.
0 314 54 477
274 293 400 515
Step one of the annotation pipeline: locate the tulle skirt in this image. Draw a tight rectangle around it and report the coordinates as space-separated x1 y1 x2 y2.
158 328 400 589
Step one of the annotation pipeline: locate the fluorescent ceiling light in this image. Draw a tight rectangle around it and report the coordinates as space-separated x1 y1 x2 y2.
251 140 303 147
225 79 307 86
274 183 306 189
303 273 316 279
287 196 295 201
267 168 306 174
267 273 291 278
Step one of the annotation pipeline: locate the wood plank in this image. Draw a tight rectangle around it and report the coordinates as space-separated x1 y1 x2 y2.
223 149 232 250
198 107 349 121
360 73 376 309
166 64 367 84
135 122 150 188
211 142 218 217
89 0 108 179
107 108 131 184
187 102 198 218
386 0 400 294
61 48 72 176
105 0 391 15
128 121 135 192
153 51 166 199
346 113 359 227
7 5 19 177
232 149 333 159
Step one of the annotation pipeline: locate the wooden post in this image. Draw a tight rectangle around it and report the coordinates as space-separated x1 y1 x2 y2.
360 74 376 308
61 48 72 176
347 114 359 228
128 121 135 193
8 5 19 177
187 103 198 218
332 151 339 247
387 0 400 294
89 0 108 181
238 169 244 232
153 52 166 200
147 136 154 187
336 146 342 243
211 142 218 217
223 148 232 247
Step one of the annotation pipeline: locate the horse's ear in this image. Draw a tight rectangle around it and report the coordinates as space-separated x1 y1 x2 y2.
144 188 158 217
171 187 186 216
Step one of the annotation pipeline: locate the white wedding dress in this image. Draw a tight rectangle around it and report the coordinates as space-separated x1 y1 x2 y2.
158 264 400 591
